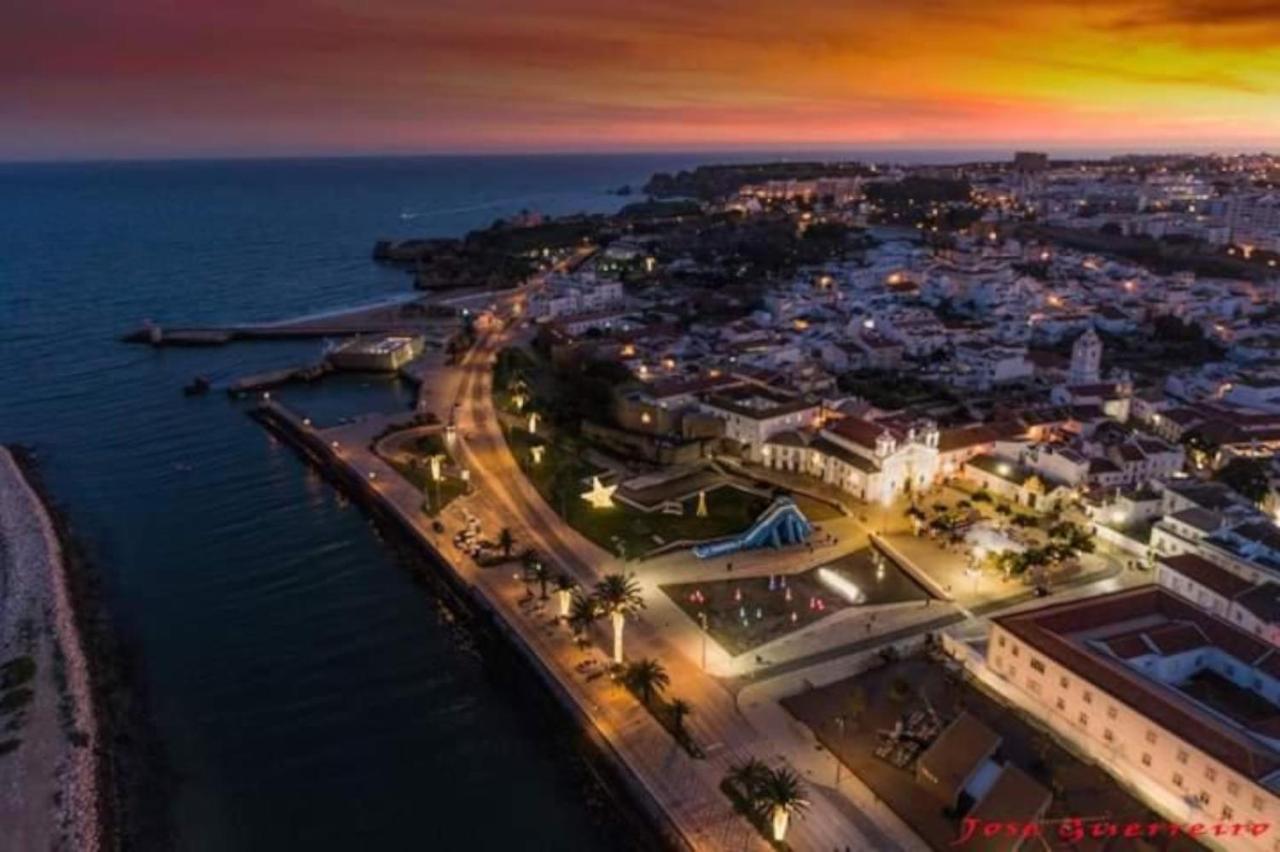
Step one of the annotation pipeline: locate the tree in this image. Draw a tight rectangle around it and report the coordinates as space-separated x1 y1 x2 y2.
567 592 600 645
754 767 810 843
1216 458 1270 504
669 698 693 738
624 658 670 706
727 758 771 800
553 572 578 619
593 573 646 664
498 527 515 558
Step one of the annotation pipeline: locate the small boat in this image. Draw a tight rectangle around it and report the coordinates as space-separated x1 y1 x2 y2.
183 376 211 396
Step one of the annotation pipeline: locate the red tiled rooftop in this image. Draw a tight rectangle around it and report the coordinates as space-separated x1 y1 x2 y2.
995 587 1280 781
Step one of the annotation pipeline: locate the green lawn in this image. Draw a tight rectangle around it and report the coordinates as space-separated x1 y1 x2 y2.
506 428 768 558
387 455 468 516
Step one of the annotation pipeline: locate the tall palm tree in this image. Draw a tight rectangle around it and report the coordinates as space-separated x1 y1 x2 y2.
754 767 810 843
593 573 646 664
623 658 669 706
567 592 600 645
498 527 515 558
552 572 578 619
669 698 693 737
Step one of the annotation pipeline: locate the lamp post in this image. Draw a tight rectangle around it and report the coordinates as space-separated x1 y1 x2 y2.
834 714 847 784
697 610 709 671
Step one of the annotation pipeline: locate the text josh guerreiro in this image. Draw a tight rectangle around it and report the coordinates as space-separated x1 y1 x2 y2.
954 817 1272 845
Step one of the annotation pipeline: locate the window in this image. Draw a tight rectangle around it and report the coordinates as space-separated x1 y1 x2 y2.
1104 728 1115 743
1082 690 1093 704
1056 697 1066 711
1142 753 1152 767
1223 805 1234 821
1012 645 1021 657
1227 781 1239 796
1027 678 1041 695
1030 658 1046 674
1078 712 1089 727
1177 749 1189 764
1107 705 1118 720
1206 767 1217 783
1059 675 1069 690
997 635 1006 648
1173 773 1183 788
1199 791 1211 806
1254 795 1265 812
1145 730 1157 745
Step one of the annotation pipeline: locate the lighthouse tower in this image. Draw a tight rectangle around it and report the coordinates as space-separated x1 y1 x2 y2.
1070 326 1102 385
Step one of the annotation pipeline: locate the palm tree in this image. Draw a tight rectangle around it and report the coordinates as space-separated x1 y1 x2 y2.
552 572 578 619
567 592 600 645
498 527 515 558
623 658 669 706
754 766 810 843
593 573 646 664
669 698 693 738
727 757 770 800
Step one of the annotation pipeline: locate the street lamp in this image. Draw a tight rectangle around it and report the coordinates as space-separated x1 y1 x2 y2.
833 715 847 784
697 611 709 671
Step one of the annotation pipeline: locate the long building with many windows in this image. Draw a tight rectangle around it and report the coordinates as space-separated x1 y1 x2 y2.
989 587 1280 850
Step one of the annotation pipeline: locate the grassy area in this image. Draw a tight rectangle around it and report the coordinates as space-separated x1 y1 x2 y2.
388 458 468 516
384 433 469 516
507 428 768 558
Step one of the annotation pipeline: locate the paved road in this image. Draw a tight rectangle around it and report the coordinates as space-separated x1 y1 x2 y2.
448 330 898 851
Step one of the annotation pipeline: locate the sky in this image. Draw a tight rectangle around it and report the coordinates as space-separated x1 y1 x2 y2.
2 0 1279 160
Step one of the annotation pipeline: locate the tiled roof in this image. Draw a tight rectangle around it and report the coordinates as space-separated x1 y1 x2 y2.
1160 554 1254 599
995 587 1280 781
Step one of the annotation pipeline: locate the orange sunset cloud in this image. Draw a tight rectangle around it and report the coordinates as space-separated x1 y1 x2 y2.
1 0 1277 158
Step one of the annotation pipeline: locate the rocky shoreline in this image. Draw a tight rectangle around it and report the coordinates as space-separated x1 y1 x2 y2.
4 446 173 852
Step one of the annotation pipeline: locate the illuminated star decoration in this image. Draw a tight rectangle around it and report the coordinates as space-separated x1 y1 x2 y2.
581 475 617 510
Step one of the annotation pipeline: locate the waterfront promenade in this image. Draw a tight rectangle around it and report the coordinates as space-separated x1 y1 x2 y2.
449 331 921 850
257 339 909 849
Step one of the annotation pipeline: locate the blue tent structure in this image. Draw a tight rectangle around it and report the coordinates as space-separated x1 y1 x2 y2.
693 496 813 559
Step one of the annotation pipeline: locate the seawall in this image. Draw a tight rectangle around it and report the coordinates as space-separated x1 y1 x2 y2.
249 403 688 852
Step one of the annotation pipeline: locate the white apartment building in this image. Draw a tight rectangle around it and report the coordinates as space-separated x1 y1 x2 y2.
699 387 821 461
989 587 1280 851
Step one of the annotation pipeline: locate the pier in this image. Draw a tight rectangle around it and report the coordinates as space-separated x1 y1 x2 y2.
225 362 331 395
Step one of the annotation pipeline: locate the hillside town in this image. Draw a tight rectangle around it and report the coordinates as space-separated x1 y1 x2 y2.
451 152 1280 850
123 151 1280 851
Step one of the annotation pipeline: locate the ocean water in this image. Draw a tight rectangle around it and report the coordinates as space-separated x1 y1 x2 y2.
0 155 725 851
0 149 1031 850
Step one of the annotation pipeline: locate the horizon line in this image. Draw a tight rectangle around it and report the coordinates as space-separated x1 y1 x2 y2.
3 142 1278 168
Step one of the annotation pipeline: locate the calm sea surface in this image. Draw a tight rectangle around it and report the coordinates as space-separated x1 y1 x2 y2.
0 151 1016 850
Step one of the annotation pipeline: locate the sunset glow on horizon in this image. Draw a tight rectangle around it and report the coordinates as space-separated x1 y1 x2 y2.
3 0 1279 160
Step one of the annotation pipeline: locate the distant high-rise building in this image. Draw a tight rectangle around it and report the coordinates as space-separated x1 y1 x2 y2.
1069 326 1102 385
1013 151 1049 173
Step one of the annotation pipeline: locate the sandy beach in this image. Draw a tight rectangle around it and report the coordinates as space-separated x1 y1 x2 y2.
0 447 102 852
